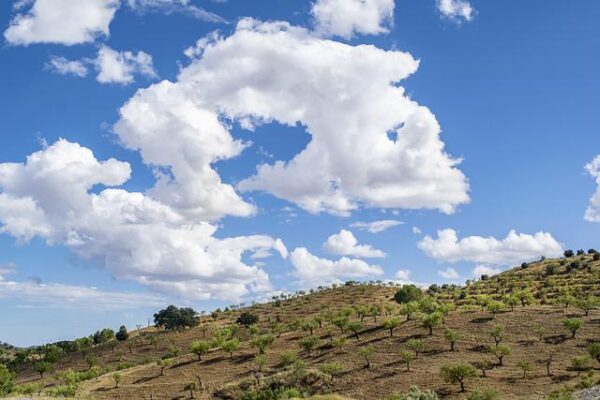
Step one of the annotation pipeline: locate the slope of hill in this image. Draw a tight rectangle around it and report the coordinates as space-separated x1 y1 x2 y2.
3 251 600 400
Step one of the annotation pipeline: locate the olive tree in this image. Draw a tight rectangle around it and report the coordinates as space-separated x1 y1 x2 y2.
407 339 425 358
189 340 211 361
444 328 460 351
440 363 476 393
383 317 401 337
399 350 415 372
421 312 442 336
359 345 375 368
563 318 583 338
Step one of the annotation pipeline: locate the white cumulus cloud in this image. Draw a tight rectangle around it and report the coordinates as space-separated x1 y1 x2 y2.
172 18 468 216
323 229 385 258
418 229 563 266
436 0 475 22
95 45 157 84
45 46 158 85
45 56 88 77
4 0 119 46
472 265 501 278
0 139 286 301
584 155 600 222
311 0 395 39
4 0 225 46
438 267 459 279
350 219 402 233
290 247 383 286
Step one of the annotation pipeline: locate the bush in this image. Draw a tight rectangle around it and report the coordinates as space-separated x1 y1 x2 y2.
564 250 574 258
440 363 476 392
45 384 77 397
91 328 114 344
588 342 600 365
466 389 500 400
0 364 14 396
237 312 260 326
240 383 302 400
299 336 319 355
394 285 423 304
386 385 439 400
319 362 343 382
115 325 129 342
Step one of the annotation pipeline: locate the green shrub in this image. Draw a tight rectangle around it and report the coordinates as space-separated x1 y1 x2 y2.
394 285 423 304
386 385 439 400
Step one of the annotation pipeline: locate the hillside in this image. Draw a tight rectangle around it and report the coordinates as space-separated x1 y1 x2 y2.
3 251 600 400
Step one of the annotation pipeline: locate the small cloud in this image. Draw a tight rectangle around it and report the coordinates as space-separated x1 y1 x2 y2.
438 267 459 279
436 0 475 23
412 226 422 235
323 229 386 258
44 56 88 77
472 265 501 278
350 219 403 234
395 269 411 281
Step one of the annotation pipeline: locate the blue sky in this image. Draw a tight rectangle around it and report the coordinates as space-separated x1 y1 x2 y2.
0 0 598 346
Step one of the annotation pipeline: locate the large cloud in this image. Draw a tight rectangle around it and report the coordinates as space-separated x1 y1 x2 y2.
310 0 395 39
323 229 385 258
585 155 600 222
418 229 563 266
0 139 286 301
4 0 224 46
170 19 469 216
290 247 383 286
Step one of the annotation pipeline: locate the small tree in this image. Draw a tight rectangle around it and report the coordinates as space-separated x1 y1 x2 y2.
383 317 401 337
85 354 98 370
421 312 442 336
254 354 267 372
515 289 534 307
472 359 493 377
532 324 547 342
347 321 362 340
444 328 460 351
563 318 583 338
399 350 415 372
184 382 196 399
301 320 317 336
517 361 532 378
112 372 121 388
572 356 590 375
251 334 275 355
332 337 346 352
490 344 511 366
189 340 211 361
332 316 349 334
486 301 504 319
34 361 52 378
588 342 600 365
400 301 420 321
440 363 476 393
221 338 240 358
299 336 319 355
115 325 129 342
543 352 555 376
319 362 343 382
489 325 504 347
157 358 172 376
359 345 375 368
407 339 425 358
577 296 599 317
394 285 423 304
